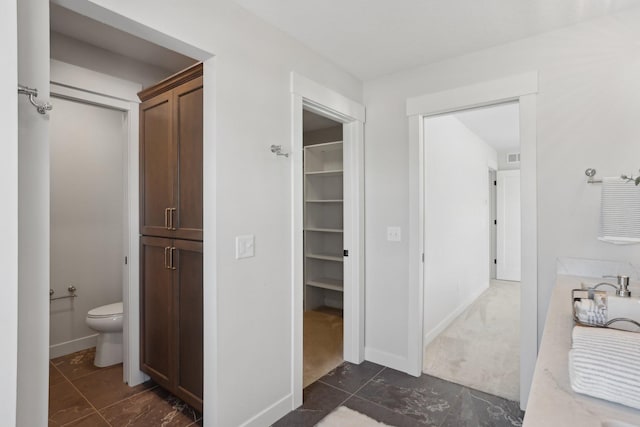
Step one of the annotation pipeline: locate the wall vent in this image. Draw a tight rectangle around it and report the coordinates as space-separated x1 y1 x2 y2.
506 152 521 164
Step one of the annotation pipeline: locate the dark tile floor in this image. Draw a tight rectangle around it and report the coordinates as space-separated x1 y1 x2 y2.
273 361 525 427
49 348 202 426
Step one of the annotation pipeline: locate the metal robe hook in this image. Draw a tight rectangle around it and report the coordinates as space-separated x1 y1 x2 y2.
18 84 53 115
270 144 289 158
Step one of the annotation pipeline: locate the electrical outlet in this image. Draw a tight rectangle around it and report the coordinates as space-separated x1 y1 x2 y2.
387 226 401 242
235 235 255 259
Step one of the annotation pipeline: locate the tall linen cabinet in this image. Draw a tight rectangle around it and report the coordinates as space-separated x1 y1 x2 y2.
138 63 203 411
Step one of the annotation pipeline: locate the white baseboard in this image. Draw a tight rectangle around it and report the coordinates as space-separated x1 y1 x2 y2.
364 347 410 374
239 393 292 427
423 284 488 347
49 334 98 359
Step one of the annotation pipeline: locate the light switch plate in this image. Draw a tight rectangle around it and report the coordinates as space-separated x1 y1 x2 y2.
387 226 401 242
236 235 255 259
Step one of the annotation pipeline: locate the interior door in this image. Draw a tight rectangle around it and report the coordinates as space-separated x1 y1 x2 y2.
174 76 203 241
496 170 521 281
140 236 175 390
16 0 51 425
173 239 203 410
140 92 174 238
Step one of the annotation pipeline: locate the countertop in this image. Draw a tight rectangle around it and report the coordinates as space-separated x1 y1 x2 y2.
523 274 640 427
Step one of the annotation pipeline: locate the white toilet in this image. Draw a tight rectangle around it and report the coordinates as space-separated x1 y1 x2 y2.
86 301 124 367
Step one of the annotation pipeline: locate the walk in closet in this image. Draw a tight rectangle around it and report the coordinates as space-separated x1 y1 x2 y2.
302 110 345 387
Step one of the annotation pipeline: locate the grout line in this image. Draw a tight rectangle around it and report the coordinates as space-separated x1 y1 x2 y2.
60 411 103 427
98 384 160 412
351 366 386 395
324 366 389 414
62 372 113 427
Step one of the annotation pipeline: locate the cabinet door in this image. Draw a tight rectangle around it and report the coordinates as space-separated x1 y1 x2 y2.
140 236 175 390
140 92 175 238
173 77 203 241
172 239 203 410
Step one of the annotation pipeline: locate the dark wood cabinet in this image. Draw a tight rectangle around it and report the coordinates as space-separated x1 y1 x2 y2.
140 237 203 410
139 63 204 412
139 64 203 241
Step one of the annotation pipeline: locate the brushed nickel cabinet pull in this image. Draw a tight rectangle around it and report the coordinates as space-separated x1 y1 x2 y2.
170 208 177 231
170 247 177 270
164 246 170 269
164 208 170 229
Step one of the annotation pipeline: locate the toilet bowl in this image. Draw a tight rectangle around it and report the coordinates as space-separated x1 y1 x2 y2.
86 302 123 367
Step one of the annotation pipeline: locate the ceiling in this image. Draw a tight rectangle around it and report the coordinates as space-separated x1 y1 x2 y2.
234 0 640 80
453 102 520 152
303 110 341 131
50 4 196 73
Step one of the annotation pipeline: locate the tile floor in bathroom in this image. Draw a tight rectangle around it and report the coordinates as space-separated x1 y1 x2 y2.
273 361 525 427
49 348 201 426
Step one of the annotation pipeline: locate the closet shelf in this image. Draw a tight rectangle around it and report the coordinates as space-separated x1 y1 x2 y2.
306 278 344 292
304 140 343 151
304 227 343 233
305 199 343 203
306 253 343 262
305 169 343 177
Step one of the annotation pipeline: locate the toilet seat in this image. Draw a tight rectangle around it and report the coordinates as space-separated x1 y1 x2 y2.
87 302 123 318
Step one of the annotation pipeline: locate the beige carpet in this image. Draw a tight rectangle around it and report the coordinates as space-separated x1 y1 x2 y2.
316 406 393 427
423 280 520 401
304 308 344 387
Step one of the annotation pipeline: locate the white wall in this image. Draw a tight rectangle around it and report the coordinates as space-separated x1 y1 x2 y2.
423 115 497 342
50 31 176 88
49 97 126 356
364 8 640 372
53 1 363 426
17 0 50 425
0 0 18 423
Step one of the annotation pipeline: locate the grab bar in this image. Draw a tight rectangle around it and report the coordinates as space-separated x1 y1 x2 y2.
50 285 78 301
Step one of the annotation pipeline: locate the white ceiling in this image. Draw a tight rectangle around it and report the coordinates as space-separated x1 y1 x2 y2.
50 4 196 73
234 0 640 80
453 102 520 152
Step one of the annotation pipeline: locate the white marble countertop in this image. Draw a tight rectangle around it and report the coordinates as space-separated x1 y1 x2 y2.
523 274 640 427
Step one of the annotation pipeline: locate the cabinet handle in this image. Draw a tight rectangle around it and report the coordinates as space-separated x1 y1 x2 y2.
164 208 170 230
170 208 177 231
170 247 177 270
164 246 170 269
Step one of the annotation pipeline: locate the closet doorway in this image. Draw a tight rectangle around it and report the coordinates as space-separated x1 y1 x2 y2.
302 110 345 387
291 73 365 408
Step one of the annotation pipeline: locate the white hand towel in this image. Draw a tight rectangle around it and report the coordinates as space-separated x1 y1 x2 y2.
598 177 640 245
569 326 640 410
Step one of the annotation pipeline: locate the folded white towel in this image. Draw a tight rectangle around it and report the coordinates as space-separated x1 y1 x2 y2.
570 350 640 409
569 326 640 410
598 177 640 245
574 299 607 326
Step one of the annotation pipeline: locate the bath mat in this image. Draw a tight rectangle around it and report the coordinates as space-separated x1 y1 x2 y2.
315 406 394 427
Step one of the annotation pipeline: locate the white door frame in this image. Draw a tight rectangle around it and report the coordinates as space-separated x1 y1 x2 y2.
406 72 538 409
50 59 145 385
290 72 365 408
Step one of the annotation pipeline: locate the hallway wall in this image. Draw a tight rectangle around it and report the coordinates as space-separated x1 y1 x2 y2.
423 115 497 344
